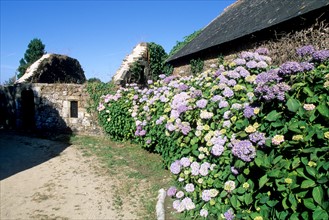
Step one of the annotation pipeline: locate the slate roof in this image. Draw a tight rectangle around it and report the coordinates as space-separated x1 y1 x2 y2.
167 0 329 62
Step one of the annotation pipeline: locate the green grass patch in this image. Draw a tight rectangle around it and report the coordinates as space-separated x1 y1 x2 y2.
69 135 177 219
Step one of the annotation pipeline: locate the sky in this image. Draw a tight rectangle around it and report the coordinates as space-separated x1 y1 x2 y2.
1 0 235 84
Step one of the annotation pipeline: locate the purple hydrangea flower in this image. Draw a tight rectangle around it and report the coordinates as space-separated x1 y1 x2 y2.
199 163 210 176
312 50 329 62
279 61 303 75
235 66 250 77
246 60 258 69
255 47 269 55
177 105 188 114
178 122 191 135
170 110 180 119
211 135 227 145
200 209 208 217
178 84 189 91
173 200 180 210
249 131 266 146
231 103 242 110
233 58 246 65
240 51 254 60
255 82 290 101
211 144 224 156
185 183 195 192
243 106 255 118
191 89 203 98
227 70 240 79
218 74 229 84
181 197 195 210
255 69 281 84
196 99 208 108
211 95 223 102
257 61 268 69
300 62 314 71
180 157 191 167
223 87 234 98
163 75 177 84
170 160 182 174
227 79 237 86
232 140 256 162
223 110 231 119
223 120 231 128
296 45 315 57
167 186 177 197
190 162 200 176
224 209 235 220
202 190 211 202
176 191 184 199
219 100 229 108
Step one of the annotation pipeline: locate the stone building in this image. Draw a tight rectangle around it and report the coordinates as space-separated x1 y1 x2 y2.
0 54 101 135
166 0 329 75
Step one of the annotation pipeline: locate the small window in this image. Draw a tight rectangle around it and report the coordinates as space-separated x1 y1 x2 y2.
70 101 78 118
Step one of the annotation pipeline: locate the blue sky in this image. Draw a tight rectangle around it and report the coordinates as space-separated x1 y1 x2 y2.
1 0 235 84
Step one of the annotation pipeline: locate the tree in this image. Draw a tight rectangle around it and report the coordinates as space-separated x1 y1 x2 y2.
17 38 45 79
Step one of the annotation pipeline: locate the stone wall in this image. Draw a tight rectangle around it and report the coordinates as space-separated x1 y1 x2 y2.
0 83 102 135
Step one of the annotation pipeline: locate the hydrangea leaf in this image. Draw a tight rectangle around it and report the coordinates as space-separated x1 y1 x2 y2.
317 103 329 118
286 98 301 112
312 186 324 206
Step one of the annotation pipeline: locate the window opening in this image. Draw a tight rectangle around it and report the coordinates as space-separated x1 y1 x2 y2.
70 101 78 118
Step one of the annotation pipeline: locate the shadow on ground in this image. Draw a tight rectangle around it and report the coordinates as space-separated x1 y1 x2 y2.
0 130 71 180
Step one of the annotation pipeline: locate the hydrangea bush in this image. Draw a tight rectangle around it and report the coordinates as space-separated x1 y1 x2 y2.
96 46 329 219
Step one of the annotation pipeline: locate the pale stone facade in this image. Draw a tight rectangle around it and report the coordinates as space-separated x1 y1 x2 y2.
0 83 102 135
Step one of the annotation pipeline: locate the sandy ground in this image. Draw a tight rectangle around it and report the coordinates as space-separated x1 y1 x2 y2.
0 131 139 220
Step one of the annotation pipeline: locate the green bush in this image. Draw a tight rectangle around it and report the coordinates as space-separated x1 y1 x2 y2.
190 58 204 75
148 42 173 79
94 46 329 219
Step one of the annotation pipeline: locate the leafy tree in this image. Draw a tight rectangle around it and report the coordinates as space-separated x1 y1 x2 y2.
148 42 173 79
17 38 45 79
87 77 102 83
168 30 201 57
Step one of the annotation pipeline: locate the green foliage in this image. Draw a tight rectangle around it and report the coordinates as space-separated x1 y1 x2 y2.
168 30 201 57
87 77 102 83
128 61 145 85
17 38 45 79
148 42 173 80
86 81 116 113
190 58 204 75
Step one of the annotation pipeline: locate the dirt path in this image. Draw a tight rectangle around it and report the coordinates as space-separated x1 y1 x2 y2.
0 132 139 220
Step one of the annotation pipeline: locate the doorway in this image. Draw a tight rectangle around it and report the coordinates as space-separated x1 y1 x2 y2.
21 90 35 129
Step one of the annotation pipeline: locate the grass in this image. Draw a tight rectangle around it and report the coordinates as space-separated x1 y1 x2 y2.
69 135 179 219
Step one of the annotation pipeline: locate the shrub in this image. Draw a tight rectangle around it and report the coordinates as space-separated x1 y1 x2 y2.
95 46 329 219
190 58 204 75
168 30 202 57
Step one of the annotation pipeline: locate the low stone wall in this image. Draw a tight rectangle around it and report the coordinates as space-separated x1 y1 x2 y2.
0 83 102 135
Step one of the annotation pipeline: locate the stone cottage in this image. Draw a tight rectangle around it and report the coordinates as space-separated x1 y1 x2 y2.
166 0 329 75
0 54 101 135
